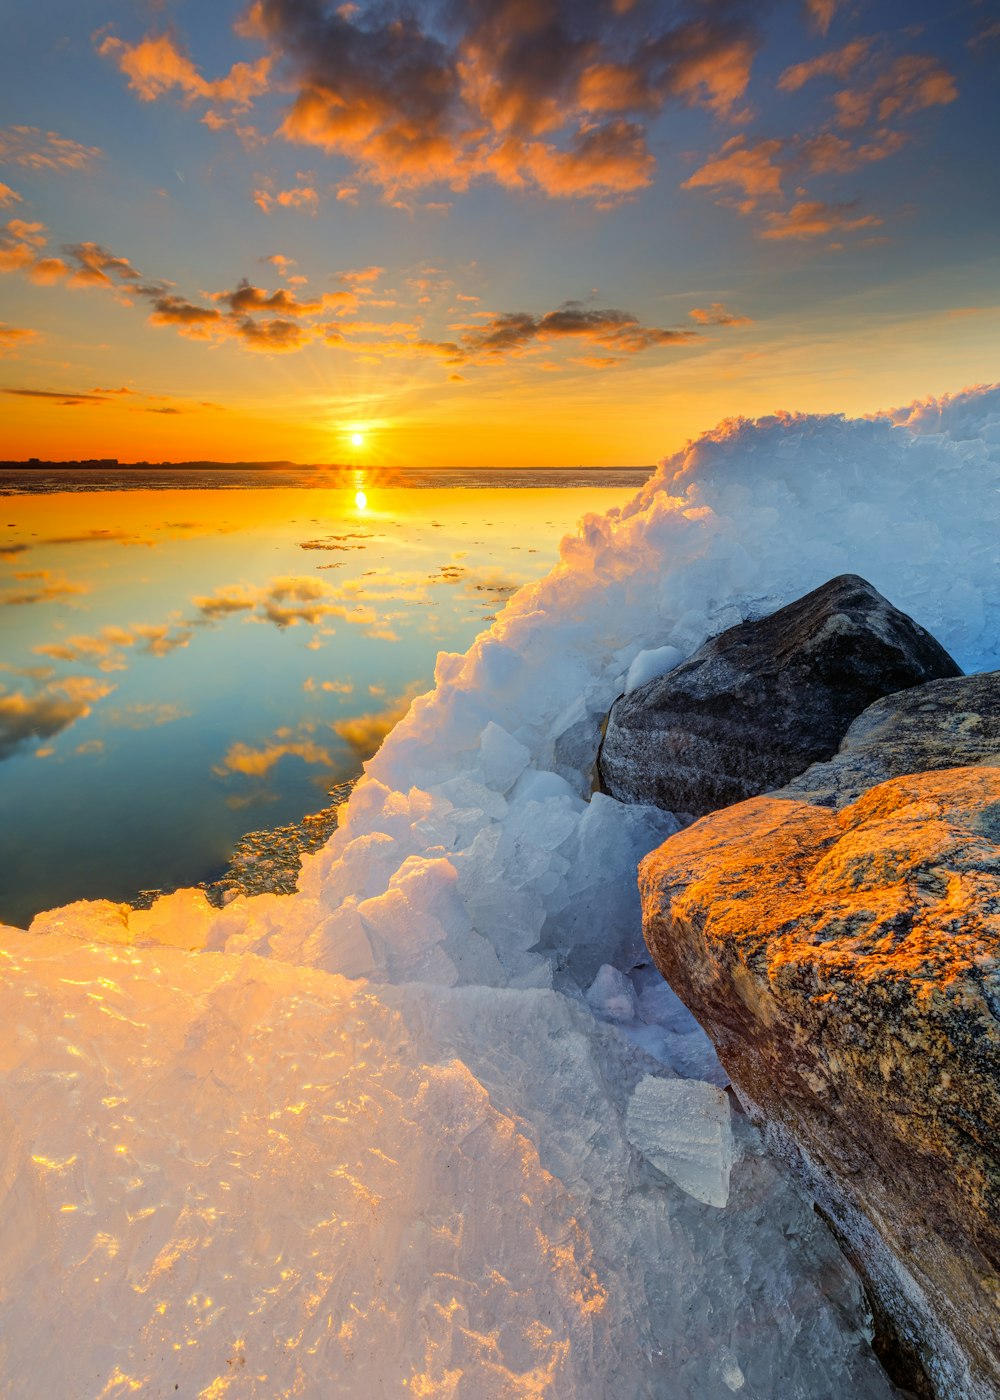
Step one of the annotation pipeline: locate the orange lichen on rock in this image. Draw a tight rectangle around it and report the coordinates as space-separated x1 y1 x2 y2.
640 766 1000 1399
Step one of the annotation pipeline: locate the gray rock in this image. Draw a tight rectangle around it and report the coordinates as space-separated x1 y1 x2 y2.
599 574 961 819
775 670 1000 808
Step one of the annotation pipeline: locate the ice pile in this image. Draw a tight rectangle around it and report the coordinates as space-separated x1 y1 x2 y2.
6 384 1000 1397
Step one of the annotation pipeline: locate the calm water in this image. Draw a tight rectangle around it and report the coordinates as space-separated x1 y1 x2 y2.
0 468 648 925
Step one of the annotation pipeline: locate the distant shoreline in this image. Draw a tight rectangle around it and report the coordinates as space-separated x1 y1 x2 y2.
0 461 656 494
0 459 652 471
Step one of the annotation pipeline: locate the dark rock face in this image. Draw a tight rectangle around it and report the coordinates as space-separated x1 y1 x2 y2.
775 670 1000 809
640 766 1000 1400
600 574 962 819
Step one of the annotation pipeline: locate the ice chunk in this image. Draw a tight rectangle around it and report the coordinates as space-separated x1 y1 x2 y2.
586 963 639 1022
127 887 219 949
476 720 531 793
624 644 685 693
29 898 130 944
626 1075 735 1207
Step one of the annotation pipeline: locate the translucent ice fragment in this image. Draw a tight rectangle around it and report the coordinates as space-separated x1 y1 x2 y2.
626 1075 734 1207
624 645 685 693
477 721 531 794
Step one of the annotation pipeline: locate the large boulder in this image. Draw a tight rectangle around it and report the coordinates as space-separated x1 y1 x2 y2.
640 766 1000 1399
775 670 1000 809
600 574 962 819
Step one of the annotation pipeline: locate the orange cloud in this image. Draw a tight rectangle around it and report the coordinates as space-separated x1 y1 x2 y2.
759 199 882 241
487 120 655 202
201 109 264 148
143 0 764 202
0 125 102 171
777 38 874 94
799 128 907 173
682 135 783 202
338 266 384 286
0 222 147 294
99 33 271 109
805 0 838 34
254 185 319 213
688 303 752 326
779 42 957 132
0 182 21 208
0 322 39 354
667 33 756 120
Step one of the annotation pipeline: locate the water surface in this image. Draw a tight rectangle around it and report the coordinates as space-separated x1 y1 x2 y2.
0 470 646 924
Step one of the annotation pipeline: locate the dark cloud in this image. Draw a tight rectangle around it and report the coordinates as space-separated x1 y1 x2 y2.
112 0 762 201
4 386 108 406
61 241 143 287
457 302 701 359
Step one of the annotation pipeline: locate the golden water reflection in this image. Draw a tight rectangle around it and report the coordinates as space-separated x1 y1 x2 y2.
0 479 638 923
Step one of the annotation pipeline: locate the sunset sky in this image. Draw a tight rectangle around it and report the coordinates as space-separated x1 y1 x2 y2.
1 0 997 465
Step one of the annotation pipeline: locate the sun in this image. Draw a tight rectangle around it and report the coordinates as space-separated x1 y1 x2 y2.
351 432 364 448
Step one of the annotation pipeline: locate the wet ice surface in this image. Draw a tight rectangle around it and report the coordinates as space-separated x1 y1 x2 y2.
5 384 1000 1396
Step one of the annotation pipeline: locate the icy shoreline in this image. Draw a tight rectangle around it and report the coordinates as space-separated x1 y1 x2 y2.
4 385 999 1396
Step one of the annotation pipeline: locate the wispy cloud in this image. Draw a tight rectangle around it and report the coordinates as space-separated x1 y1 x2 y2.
759 199 882 241
2 384 215 413
688 303 751 326
777 39 957 130
0 322 40 355
804 0 839 36
253 185 319 214
0 126 102 171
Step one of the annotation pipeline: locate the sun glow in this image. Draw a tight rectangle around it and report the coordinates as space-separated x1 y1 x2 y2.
355 490 368 510
351 433 364 448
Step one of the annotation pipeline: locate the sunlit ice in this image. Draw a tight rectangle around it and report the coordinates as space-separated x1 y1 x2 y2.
3 0 999 1394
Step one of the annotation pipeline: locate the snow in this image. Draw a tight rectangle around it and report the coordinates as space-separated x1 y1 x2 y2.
6 383 1000 1396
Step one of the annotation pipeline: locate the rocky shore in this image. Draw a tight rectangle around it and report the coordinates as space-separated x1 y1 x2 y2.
608 576 1000 1397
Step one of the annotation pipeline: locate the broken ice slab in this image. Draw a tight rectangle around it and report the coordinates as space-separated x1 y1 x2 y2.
626 1074 735 1207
